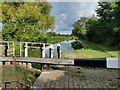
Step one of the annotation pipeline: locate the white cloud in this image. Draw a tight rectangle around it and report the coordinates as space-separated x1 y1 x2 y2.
60 13 67 21
50 2 98 34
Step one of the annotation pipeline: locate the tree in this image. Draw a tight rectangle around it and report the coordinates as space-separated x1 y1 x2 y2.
112 2 120 49
0 4 2 22
72 17 88 39
95 2 120 47
86 16 100 43
72 2 120 48
2 2 55 42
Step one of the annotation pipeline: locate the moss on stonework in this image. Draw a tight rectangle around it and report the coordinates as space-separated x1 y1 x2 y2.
2 65 40 88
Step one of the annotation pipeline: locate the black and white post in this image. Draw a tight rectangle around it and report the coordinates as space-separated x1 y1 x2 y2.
4 42 8 56
24 42 28 57
40 44 45 58
74 58 120 69
57 44 61 59
49 44 54 58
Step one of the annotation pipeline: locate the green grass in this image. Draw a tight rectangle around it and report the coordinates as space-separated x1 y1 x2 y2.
15 41 20 56
61 40 119 58
14 41 41 57
82 40 117 51
71 49 115 58
109 80 120 88
107 51 119 57
28 48 40 57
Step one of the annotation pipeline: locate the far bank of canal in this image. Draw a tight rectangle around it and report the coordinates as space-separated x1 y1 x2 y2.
47 40 119 58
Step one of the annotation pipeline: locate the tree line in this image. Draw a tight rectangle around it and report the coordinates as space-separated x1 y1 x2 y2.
2 2 55 42
72 2 120 49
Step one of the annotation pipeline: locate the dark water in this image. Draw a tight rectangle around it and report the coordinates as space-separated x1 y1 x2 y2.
45 40 75 57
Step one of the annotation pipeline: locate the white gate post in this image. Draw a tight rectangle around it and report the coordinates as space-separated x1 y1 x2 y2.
57 44 61 59
25 42 28 57
49 44 54 58
42 44 45 58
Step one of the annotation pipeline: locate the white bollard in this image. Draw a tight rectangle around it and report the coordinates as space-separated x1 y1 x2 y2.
27 63 32 69
57 44 61 59
40 44 45 58
42 44 45 58
25 42 28 57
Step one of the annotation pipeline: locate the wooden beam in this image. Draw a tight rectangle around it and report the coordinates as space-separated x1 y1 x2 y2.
1 57 119 69
0 57 74 65
16 57 74 65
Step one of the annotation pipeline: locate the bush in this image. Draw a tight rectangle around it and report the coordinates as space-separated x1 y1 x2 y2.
71 40 84 50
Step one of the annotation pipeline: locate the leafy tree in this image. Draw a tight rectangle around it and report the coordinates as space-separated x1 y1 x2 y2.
112 2 120 49
72 2 120 48
0 4 2 22
95 2 120 47
71 40 84 50
86 16 100 43
2 2 55 42
72 17 88 39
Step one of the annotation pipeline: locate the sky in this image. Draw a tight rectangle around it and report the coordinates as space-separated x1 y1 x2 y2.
50 2 99 34
0 0 99 34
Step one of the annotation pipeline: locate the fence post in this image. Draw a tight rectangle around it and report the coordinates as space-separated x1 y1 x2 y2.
40 44 45 58
57 44 61 59
24 42 28 57
4 42 8 56
42 44 45 58
49 44 54 58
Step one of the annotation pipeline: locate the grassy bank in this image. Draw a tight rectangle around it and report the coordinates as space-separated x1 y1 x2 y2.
2 65 40 88
61 40 119 58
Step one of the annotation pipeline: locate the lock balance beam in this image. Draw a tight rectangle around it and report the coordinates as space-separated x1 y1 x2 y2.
74 58 119 69
74 58 107 68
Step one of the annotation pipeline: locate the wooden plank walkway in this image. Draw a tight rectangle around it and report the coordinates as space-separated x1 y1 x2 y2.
30 66 120 89
1 57 120 89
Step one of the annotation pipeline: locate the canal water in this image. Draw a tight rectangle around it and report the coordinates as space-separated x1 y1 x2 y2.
45 40 75 57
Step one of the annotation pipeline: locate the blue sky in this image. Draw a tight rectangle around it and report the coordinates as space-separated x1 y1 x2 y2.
50 2 99 34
